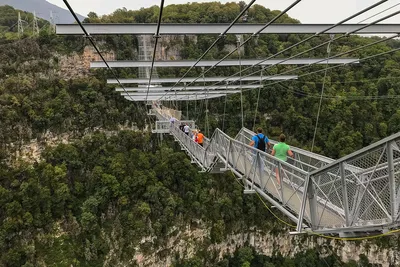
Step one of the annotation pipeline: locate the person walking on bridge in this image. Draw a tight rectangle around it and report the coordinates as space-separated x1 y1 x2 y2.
183 124 190 136
249 127 271 152
272 134 294 187
197 130 204 147
249 128 271 181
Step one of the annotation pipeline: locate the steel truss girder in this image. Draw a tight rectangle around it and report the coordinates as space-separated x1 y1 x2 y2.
56 23 400 35
91 58 359 68
124 94 225 101
107 75 297 84
115 85 261 92
120 90 240 96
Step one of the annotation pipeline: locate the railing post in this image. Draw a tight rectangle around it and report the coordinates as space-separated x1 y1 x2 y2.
251 151 258 189
278 162 283 198
243 143 247 178
258 151 263 188
225 139 232 169
308 175 319 230
387 141 397 222
203 145 207 167
297 173 310 232
340 162 351 227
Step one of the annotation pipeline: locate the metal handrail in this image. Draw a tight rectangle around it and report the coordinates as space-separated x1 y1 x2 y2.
310 132 400 176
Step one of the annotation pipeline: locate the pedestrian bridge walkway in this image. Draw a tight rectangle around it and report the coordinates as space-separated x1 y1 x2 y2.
152 106 400 236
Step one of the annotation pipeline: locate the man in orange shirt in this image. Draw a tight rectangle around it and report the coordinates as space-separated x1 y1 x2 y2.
197 130 204 147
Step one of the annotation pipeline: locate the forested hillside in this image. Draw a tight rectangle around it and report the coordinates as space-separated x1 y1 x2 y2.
0 2 399 266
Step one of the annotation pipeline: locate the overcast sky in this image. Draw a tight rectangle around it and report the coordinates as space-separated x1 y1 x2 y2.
48 0 400 24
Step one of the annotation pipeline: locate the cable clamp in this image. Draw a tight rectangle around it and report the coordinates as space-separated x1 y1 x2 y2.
153 34 161 39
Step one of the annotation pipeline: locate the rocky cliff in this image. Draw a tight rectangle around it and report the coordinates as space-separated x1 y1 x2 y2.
128 224 397 266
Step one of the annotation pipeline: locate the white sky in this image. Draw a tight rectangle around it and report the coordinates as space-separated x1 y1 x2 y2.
48 0 400 24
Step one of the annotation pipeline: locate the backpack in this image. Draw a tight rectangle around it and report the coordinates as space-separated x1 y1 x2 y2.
256 134 266 151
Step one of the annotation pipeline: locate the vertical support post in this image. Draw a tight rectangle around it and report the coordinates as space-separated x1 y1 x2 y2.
278 162 283 199
387 142 396 221
297 173 310 232
250 151 257 189
203 146 207 167
236 35 244 129
340 162 351 226
185 82 189 119
226 139 232 169
308 175 319 230
222 82 228 132
258 151 263 188
243 143 247 178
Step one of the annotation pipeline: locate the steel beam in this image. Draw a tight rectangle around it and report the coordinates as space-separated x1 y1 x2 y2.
91 58 359 68
115 85 260 92
120 90 240 96
124 94 224 101
107 75 297 84
56 23 400 35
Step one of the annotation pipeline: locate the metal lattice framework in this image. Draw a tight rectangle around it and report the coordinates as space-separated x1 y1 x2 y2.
153 107 400 235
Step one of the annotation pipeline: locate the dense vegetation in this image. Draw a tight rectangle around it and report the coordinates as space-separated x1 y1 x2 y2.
0 2 399 266
176 247 376 267
0 131 277 266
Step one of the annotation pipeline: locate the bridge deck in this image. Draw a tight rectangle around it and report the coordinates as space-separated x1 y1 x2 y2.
153 107 400 235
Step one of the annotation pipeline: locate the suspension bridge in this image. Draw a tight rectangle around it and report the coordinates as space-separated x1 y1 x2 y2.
58 0 400 237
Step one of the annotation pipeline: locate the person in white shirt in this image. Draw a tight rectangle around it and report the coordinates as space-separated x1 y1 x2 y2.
183 124 190 135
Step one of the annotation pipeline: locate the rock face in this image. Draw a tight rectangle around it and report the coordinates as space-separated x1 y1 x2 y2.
129 225 399 266
58 46 116 79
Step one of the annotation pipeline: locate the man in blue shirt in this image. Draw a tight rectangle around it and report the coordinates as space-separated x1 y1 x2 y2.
248 128 271 185
249 128 271 152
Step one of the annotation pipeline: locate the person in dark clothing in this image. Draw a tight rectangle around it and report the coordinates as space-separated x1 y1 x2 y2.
249 128 271 152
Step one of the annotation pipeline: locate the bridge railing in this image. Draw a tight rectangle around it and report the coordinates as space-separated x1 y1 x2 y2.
235 128 333 171
153 106 400 233
206 128 312 225
152 120 196 133
170 123 216 169
300 132 400 232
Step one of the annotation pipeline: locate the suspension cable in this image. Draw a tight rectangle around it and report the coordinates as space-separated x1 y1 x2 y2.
185 83 189 119
358 2 400 23
204 68 210 136
260 43 400 93
310 35 333 153
253 67 263 129
228 27 400 95
157 0 256 102
144 0 165 102
62 0 146 114
237 35 244 129
222 82 228 132
166 0 302 97
248 45 400 100
200 0 389 91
